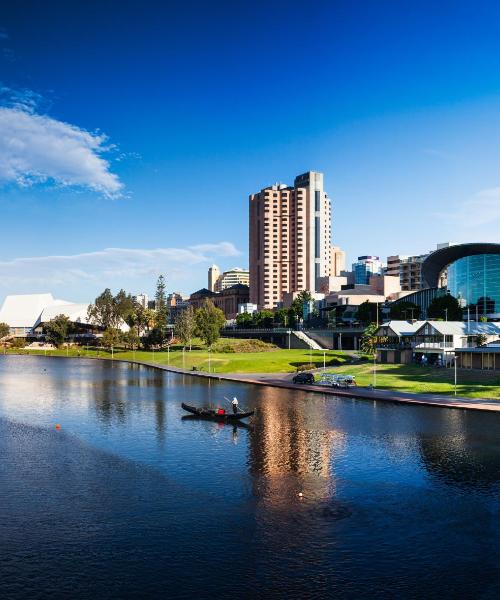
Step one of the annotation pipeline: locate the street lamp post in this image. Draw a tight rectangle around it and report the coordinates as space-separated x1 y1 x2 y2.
323 350 326 371
454 355 457 396
208 348 211 373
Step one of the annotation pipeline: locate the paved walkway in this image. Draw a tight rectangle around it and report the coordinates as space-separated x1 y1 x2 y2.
126 361 500 413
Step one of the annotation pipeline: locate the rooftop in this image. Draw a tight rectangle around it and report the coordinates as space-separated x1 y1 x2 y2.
0 293 70 328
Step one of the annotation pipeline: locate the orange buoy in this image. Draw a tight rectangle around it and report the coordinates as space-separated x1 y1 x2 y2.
55 423 61 430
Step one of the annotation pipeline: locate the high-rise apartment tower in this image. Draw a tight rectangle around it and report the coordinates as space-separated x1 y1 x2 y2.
208 265 220 292
249 171 332 309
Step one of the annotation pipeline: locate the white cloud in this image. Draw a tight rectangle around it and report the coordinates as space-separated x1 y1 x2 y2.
441 187 500 227
190 242 241 256
0 242 241 291
0 91 123 197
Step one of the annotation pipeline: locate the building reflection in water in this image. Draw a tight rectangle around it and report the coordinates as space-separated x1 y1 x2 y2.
247 386 346 504
417 410 500 487
90 362 167 435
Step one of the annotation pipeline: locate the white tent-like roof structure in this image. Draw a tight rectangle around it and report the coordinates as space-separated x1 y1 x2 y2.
0 293 92 332
0 294 70 328
34 303 91 328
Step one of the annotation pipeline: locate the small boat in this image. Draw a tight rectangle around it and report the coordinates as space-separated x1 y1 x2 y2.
181 402 254 421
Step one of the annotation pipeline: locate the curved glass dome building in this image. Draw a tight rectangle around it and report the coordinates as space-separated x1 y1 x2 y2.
447 254 500 317
421 243 500 319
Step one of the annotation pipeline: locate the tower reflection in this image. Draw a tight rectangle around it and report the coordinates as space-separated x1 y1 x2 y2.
417 410 500 487
248 387 346 504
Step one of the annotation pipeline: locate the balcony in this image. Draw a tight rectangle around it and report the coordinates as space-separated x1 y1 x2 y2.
376 336 455 351
415 342 454 350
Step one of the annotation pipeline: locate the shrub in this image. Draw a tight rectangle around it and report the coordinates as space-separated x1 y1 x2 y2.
212 339 278 353
328 357 344 366
10 338 26 349
296 363 315 372
213 343 236 353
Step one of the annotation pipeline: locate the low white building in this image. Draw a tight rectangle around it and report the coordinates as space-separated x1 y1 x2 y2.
0 293 91 337
376 320 500 365
238 302 258 314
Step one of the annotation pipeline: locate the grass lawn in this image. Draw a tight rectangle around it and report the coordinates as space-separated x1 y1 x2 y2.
4 341 500 400
328 362 500 400
4 342 348 374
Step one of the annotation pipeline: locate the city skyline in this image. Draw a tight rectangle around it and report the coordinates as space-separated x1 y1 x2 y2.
1 1 500 303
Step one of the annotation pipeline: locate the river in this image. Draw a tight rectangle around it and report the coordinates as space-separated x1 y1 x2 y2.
0 356 499 599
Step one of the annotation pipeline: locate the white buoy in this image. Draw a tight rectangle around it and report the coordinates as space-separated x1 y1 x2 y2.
298 492 303 497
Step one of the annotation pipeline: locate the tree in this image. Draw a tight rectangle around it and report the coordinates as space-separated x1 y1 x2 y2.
291 290 313 318
254 310 274 328
356 301 382 325
152 275 169 345
0 322 9 339
195 299 226 348
174 306 196 350
327 308 337 328
88 288 122 329
122 330 140 350
236 312 254 328
44 314 72 347
360 322 379 355
427 294 463 321
475 334 488 347
273 308 289 326
389 301 421 320
140 307 156 334
102 327 122 351
115 289 136 322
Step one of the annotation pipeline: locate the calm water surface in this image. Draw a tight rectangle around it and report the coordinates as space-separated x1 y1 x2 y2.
0 356 499 599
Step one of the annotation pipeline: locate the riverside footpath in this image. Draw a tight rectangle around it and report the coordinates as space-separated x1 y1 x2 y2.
121 360 500 413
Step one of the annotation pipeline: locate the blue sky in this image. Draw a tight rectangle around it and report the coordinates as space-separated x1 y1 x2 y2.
1 0 500 303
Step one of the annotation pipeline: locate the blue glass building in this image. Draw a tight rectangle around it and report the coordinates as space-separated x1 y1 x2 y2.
447 254 500 318
420 243 500 319
352 256 382 284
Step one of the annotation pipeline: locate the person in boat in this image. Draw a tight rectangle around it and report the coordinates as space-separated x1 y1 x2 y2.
232 397 239 414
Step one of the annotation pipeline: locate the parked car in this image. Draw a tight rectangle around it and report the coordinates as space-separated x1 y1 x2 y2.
292 372 315 385
317 373 357 388
334 375 356 387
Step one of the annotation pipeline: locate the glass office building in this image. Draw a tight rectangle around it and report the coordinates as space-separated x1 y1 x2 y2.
447 254 500 318
352 256 382 284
